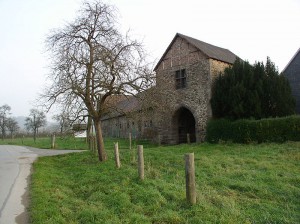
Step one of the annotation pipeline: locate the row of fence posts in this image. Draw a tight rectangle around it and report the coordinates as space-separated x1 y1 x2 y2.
112 140 196 205
50 134 96 151
116 132 192 147
88 132 191 150
49 132 192 150
49 132 196 205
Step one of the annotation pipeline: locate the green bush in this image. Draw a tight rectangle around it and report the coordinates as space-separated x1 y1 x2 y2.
206 115 300 143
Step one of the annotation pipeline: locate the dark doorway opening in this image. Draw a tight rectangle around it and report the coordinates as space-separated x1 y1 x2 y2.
176 107 196 143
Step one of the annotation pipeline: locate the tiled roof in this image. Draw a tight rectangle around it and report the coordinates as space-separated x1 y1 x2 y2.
154 33 237 70
101 96 140 120
101 88 155 120
178 33 237 64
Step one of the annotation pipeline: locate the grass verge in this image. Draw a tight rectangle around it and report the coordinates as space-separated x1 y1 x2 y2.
30 141 300 223
0 136 89 150
0 136 154 150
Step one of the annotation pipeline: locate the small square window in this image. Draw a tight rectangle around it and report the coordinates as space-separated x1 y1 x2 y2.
175 69 186 89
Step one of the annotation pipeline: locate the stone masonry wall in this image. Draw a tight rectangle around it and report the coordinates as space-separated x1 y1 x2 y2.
210 59 231 80
207 59 232 117
101 109 159 140
155 36 211 143
101 36 233 144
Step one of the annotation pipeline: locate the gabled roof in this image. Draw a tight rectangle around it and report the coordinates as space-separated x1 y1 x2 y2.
101 88 156 120
154 33 237 71
282 48 300 74
101 96 140 120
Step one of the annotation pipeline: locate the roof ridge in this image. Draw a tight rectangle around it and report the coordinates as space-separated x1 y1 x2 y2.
177 33 230 52
154 33 237 70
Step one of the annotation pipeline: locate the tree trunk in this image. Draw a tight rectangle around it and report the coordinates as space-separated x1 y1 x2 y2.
87 116 92 147
33 127 37 143
87 116 92 137
2 123 5 140
94 119 107 161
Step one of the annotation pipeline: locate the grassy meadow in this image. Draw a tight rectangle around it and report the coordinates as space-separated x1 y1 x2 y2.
22 137 300 224
0 135 89 150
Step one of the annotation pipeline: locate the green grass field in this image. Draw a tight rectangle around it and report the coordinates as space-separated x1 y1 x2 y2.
26 138 300 224
0 136 90 150
0 136 154 151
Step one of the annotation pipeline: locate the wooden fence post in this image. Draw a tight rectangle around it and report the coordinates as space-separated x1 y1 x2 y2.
90 136 96 154
158 134 161 146
187 133 190 144
89 136 92 151
51 134 56 149
114 142 121 168
129 132 132 150
137 145 144 180
185 153 196 205
88 136 92 151
94 136 97 155
89 136 93 152
88 136 91 150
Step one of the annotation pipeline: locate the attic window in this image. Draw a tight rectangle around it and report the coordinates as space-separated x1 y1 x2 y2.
175 69 186 89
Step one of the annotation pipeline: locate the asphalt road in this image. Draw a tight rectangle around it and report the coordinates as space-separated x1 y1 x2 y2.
0 145 85 224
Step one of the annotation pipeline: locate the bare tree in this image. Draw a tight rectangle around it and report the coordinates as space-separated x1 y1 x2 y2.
25 109 47 142
43 1 153 161
6 118 19 139
52 112 72 136
0 104 11 140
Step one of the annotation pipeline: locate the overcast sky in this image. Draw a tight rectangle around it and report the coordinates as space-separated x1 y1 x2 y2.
0 0 299 118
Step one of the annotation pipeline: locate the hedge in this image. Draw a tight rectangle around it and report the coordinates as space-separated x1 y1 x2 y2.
206 115 300 143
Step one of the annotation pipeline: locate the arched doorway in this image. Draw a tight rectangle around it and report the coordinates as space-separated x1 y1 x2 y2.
173 107 196 144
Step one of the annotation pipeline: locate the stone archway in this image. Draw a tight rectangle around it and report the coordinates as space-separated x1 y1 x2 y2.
173 107 196 144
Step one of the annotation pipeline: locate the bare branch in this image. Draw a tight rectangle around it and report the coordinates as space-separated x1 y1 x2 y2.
40 1 153 161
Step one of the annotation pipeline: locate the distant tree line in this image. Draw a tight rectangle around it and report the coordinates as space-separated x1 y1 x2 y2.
0 104 19 139
0 104 48 141
52 112 72 136
211 57 295 120
25 109 47 142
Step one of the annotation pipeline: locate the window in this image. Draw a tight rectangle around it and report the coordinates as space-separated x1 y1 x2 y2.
175 69 186 89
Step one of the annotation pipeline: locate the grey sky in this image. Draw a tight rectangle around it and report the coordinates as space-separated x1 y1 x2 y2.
0 0 299 117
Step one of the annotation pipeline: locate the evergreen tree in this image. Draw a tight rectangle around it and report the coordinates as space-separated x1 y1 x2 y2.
211 57 295 120
261 57 295 117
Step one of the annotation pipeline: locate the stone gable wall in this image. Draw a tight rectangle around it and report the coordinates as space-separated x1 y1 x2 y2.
206 59 232 117
210 59 231 80
155 36 211 143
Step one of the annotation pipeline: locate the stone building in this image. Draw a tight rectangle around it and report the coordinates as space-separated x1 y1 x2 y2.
282 48 300 114
101 33 237 144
